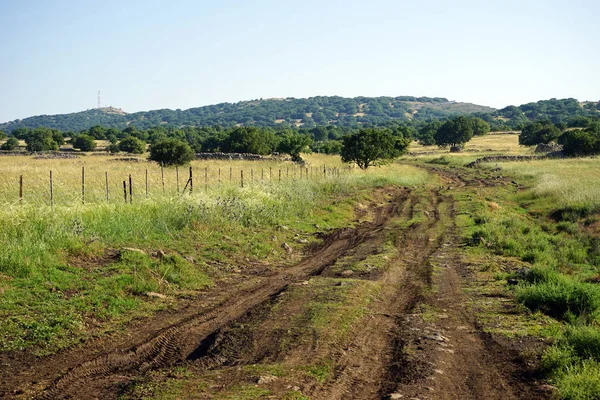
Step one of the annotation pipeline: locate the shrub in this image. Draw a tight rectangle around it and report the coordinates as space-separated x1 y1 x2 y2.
516 277 600 322
118 136 146 154
72 134 97 151
554 360 600 400
562 130 600 156
1 137 19 151
149 139 195 166
519 121 561 146
565 326 600 361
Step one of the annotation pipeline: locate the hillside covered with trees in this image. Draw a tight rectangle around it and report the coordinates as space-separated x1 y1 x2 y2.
4 96 595 134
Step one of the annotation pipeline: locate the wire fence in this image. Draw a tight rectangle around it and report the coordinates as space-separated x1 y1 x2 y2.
0 159 349 208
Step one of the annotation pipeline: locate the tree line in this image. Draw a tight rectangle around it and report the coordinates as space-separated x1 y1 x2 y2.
2 96 598 134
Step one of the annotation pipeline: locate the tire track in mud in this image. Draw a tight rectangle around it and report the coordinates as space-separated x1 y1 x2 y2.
308 189 449 400
4 188 411 400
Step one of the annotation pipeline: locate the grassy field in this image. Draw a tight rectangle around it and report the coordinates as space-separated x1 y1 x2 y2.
0 154 429 354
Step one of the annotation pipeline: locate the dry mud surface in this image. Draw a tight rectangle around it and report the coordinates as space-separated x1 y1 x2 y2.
0 168 549 400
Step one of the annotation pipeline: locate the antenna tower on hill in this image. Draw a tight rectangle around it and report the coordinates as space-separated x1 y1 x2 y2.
97 91 101 109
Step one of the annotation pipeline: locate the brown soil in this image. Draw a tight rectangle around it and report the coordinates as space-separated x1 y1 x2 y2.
0 169 550 400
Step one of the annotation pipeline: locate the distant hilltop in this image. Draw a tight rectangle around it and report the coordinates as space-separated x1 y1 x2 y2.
0 96 597 132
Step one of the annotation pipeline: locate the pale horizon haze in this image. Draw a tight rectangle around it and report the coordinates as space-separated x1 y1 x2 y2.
0 0 598 122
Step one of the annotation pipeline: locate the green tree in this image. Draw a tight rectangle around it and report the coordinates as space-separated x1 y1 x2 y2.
434 116 474 147
1 137 19 150
88 125 107 140
562 129 600 156
417 121 441 145
118 136 146 154
222 127 277 155
107 143 120 153
0 130 6 140
73 134 97 151
341 128 407 169
277 133 312 162
25 128 59 152
149 139 195 166
519 121 561 146
470 117 491 136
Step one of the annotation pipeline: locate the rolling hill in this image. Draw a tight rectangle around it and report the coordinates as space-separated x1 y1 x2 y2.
0 96 597 133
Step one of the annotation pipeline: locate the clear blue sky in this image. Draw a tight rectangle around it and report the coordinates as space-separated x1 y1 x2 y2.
1 0 598 122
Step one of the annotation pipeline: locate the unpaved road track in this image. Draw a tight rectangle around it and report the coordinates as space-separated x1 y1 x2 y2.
0 168 549 400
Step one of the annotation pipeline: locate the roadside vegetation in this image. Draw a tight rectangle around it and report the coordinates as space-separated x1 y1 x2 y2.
455 153 600 399
0 154 428 354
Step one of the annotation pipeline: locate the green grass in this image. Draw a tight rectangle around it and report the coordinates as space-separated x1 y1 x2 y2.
451 157 600 400
0 162 429 353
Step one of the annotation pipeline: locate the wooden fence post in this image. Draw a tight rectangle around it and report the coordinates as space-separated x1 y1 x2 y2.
81 166 85 204
218 168 221 184
279 169 281 182
19 175 23 206
269 167 272 183
176 165 180 194
241 170 244 188
105 171 109 201
161 163 165 194
189 166 193 194
145 169 148 198
49 171 53 207
123 180 127 203
129 174 133 204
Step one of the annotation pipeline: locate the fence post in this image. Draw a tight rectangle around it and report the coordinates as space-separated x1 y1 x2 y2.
145 169 148 198
305 167 308 179
161 162 165 194
229 167 232 182
269 167 272 183
189 166 193 194
323 164 326 179
19 175 23 206
241 170 244 188
279 169 281 182
123 180 127 203
129 174 133 204
261 168 264 181
81 166 85 204
286 167 289 178
176 165 180 194
49 171 53 207
105 171 109 202
205 166 208 190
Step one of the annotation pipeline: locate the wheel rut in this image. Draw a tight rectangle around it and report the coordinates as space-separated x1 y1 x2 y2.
1 188 410 400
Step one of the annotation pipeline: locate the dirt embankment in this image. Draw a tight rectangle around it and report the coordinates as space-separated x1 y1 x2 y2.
0 170 549 399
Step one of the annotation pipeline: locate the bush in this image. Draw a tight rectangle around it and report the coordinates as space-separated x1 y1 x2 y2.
554 360 600 400
149 139 195 166
565 326 600 361
107 143 120 153
72 134 97 151
562 130 600 156
519 121 561 146
118 136 146 154
516 276 600 322
1 137 19 151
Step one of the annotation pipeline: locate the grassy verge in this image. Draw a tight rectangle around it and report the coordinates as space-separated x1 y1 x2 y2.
452 157 600 399
0 160 428 354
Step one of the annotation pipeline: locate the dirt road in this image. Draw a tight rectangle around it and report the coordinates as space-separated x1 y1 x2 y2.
0 169 549 399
